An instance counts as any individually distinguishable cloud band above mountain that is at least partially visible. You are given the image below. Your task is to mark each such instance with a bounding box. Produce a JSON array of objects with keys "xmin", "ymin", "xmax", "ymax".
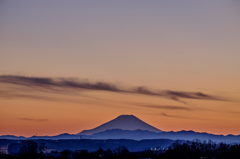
[{"xmin": 0, "ymin": 75, "xmax": 225, "ymax": 103}]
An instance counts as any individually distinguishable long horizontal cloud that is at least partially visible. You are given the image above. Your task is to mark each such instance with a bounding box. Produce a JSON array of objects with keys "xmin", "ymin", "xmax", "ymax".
[
  {"xmin": 0, "ymin": 75, "xmax": 120, "ymax": 92},
  {"xmin": 19, "ymin": 118, "xmax": 49, "ymax": 122},
  {"xmin": 138, "ymin": 104, "xmax": 190, "ymax": 111},
  {"xmin": 0, "ymin": 75, "xmax": 225, "ymax": 102}
]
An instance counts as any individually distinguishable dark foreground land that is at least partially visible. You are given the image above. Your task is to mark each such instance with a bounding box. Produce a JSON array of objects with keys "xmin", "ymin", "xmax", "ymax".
[
  {"xmin": 0, "ymin": 140, "xmax": 240, "ymax": 159},
  {"xmin": 0, "ymin": 139, "xmax": 175, "ymax": 152}
]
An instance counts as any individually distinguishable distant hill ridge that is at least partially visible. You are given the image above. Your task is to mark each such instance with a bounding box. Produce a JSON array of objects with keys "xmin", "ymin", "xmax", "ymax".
[
  {"xmin": 78, "ymin": 114, "xmax": 162, "ymax": 135},
  {"xmin": 90, "ymin": 129, "xmax": 240, "ymax": 143}
]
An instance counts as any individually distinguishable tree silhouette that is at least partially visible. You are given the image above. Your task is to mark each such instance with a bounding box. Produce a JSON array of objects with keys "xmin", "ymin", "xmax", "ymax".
[{"xmin": 38, "ymin": 142, "xmax": 46, "ymax": 153}]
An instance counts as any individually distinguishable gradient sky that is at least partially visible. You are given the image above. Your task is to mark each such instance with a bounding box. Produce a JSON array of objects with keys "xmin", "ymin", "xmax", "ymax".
[{"xmin": 1, "ymin": 0, "xmax": 240, "ymax": 137}]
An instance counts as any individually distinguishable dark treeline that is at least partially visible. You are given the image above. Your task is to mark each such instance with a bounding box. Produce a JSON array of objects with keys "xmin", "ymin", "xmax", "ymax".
[{"xmin": 1, "ymin": 140, "xmax": 240, "ymax": 159}]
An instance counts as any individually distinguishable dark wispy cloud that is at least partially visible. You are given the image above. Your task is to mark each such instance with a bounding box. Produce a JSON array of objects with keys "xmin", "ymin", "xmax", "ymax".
[
  {"xmin": 138, "ymin": 104, "xmax": 190, "ymax": 111},
  {"xmin": 0, "ymin": 75, "xmax": 120, "ymax": 92},
  {"xmin": 160, "ymin": 112, "xmax": 191, "ymax": 119},
  {"xmin": 19, "ymin": 118, "xmax": 49, "ymax": 122},
  {"xmin": 0, "ymin": 75, "xmax": 226, "ymax": 103},
  {"xmin": 164, "ymin": 90, "xmax": 216, "ymax": 100}
]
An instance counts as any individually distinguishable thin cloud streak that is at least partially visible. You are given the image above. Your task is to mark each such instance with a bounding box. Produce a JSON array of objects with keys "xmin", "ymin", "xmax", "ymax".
[
  {"xmin": 0, "ymin": 90, "xmax": 101, "ymax": 102},
  {"xmin": 19, "ymin": 118, "xmax": 49, "ymax": 122},
  {"xmin": 0, "ymin": 75, "xmax": 226, "ymax": 103},
  {"xmin": 161, "ymin": 112, "xmax": 192, "ymax": 119},
  {"xmin": 138, "ymin": 104, "xmax": 190, "ymax": 111},
  {"xmin": 0, "ymin": 90, "xmax": 58, "ymax": 101}
]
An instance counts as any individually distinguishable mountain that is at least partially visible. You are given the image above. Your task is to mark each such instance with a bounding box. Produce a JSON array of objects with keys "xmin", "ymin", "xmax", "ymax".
[
  {"xmin": 78, "ymin": 114, "xmax": 162, "ymax": 135},
  {"xmin": 1, "ymin": 115, "xmax": 240, "ymax": 143},
  {"xmin": 91, "ymin": 129, "xmax": 158, "ymax": 140}
]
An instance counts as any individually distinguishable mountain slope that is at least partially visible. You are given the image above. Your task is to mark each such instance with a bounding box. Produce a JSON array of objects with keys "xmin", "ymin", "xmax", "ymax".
[{"xmin": 78, "ymin": 115, "xmax": 161, "ymax": 135}]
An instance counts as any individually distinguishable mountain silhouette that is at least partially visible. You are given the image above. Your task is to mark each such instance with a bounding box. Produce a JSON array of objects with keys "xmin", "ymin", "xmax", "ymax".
[
  {"xmin": 1, "ymin": 115, "xmax": 240, "ymax": 143},
  {"xmin": 78, "ymin": 114, "xmax": 162, "ymax": 135}
]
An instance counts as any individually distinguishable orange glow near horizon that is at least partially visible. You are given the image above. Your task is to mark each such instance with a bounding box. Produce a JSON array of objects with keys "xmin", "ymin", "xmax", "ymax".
[{"xmin": 1, "ymin": 87, "xmax": 240, "ymax": 137}]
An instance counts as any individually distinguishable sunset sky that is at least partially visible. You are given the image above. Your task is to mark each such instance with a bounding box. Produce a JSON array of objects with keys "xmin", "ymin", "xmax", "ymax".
[{"xmin": 1, "ymin": 0, "xmax": 240, "ymax": 137}]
